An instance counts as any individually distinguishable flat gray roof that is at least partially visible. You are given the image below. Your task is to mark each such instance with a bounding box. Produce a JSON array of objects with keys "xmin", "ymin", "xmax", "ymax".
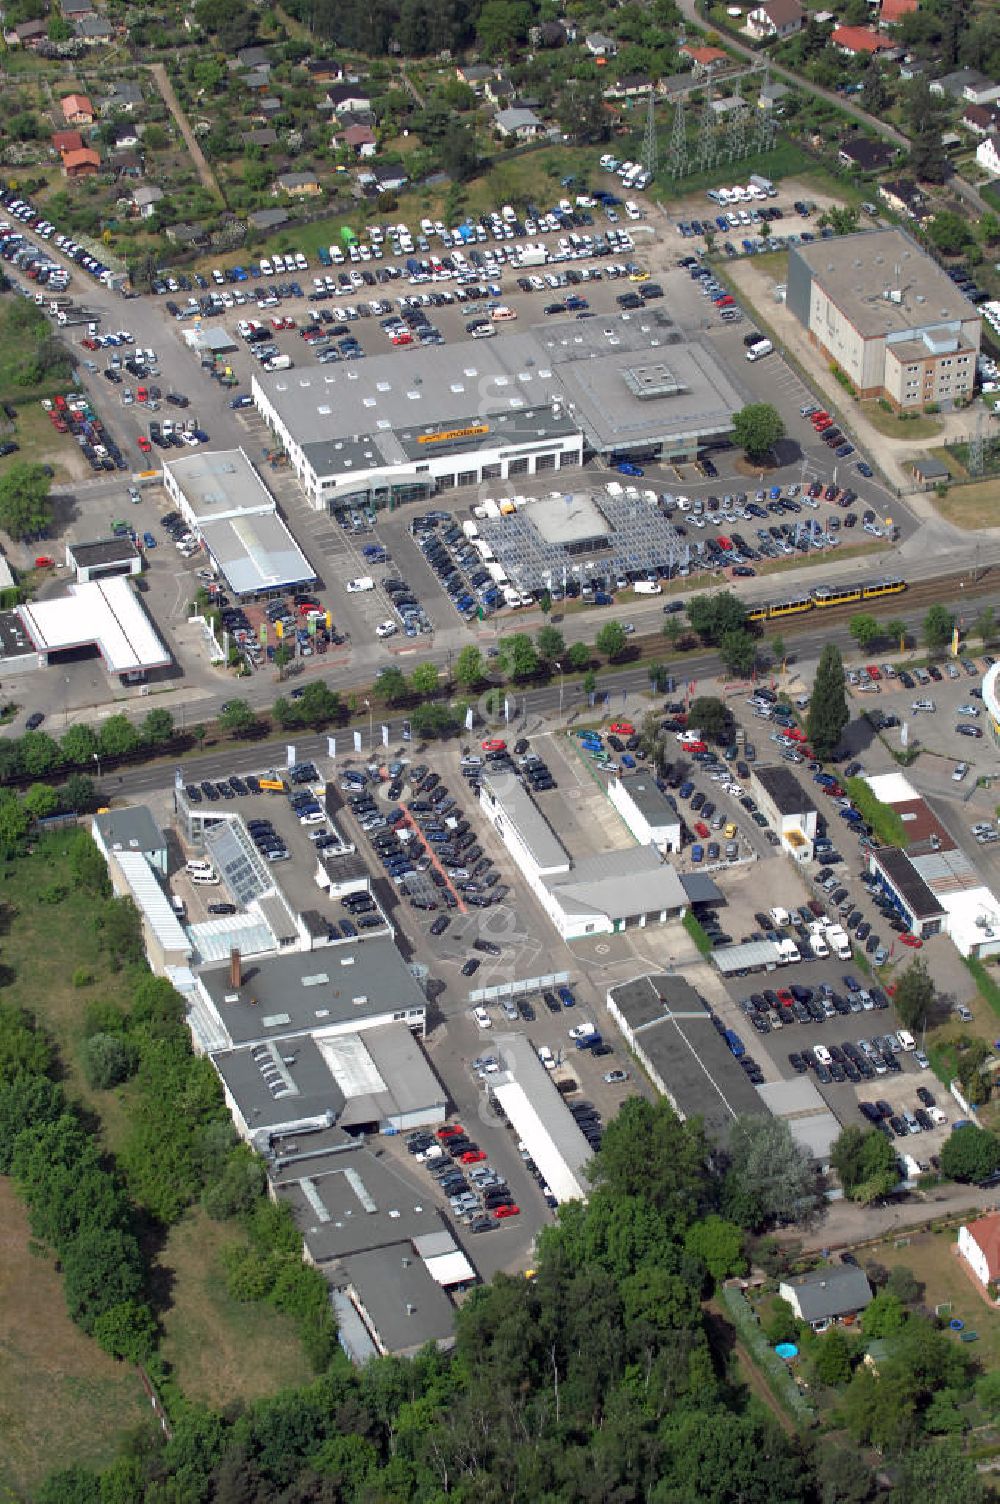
[
  {"xmin": 545, "ymin": 846, "xmax": 687, "ymax": 919},
  {"xmin": 481, "ymin": 772, "xmax": 569, "ymax": 872},
  {"xmin": 68, "ymin": 537, "xmax": 141, "ymax": 568},
  {"xmin": 198, "ymin": 510, "xmax": 317, "ymax": 597},
  {"xmin": 340, "ymin": 1242, "xmax": 456, "ymax": 1354},
  {"xmin": 212, "ymin": 1034, "xmax": 346, "ymax": 1133},
  {"xmin": 538, "ymin": 318, "xmax": 744, "ymax": 450},
  {"xmin": 273, "ymin": 1141, "xmax": 446, "ymax": 1265},
  {"xmin": 0, "ymin": 609, "xmax": 37, "ymax": 659},
  {"xmin": 790, "ymin": 228, "xmax": 979, "ymax": 337},
  {"xmin": 93, "ymin": 805, "xmax": 165, "ymax": 854},
  {"xmin": 608, "ymin": 973, "xmax": 763, "ymax": 1142},
  {"xmin": 614, "ymin": 774, "xmax": 680, "ymax": 828},
  {"xmin": 165, "ymin": 447, "xmax": 275, "ymax": 519},
  {"xmin": 753, "ymin": 764, "xmax": 818, "ymax": 818},
  {"xmin": 198, "ymin": 935, "xmax": 428, "ymax": 1046},
  {"xmin": 256, "ymin": 315, "xmax": 742, "ymax": 463}
]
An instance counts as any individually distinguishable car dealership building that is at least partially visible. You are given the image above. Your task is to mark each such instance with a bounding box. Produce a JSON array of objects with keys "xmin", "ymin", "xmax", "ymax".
[{"xmin": 251, "ymin": 316, "xmax": 744, "ymax": 513}]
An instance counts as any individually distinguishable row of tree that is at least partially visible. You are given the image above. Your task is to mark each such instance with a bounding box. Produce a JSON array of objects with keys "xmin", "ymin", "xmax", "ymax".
[{"xmin": 1, "ymin": 829, "xmax": 339, "ymax": 1390}]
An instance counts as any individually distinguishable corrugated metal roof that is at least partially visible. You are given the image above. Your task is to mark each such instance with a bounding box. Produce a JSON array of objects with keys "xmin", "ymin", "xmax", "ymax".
[
  {"xmin": 712, "ymin": 939, "xmax": 782, "ymax": 974},
  {"xmin": 113, "ymin": 850, "xmax": 190, "ymax": 954},
  {"xmin": 423, "ymin": 1249, "xmax": 475, "ymax": 1286}
]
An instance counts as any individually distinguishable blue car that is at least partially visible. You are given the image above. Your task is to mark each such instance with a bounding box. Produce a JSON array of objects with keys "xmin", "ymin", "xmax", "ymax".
[
  {"xmin": 616, "ymin": 460, "xmax": 644, "ymax": 477},
  {"xmin": 142, "ymin": 531, "xmax": 156, "ymax": 548},
  {"xmin": 691, "ymin": 843, "xmax": 704, "ymax": 863},
  {"xmin": 558, "ymin": 986, "xmax": 576, "ymax": 1009}
]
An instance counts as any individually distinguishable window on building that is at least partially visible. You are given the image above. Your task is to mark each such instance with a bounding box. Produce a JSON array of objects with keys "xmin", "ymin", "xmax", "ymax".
[
  {"xmin": 437, "ymin": 474, "xmax": 455, "ymax": 489},
  {"xmin": 559, "ymin": 450, "xmax": 580, "ymax": 468},
  {"xmin": 481, "ymin": 463, "xmax": 501, "ymax": 480},
  {"xmin": 457, "ymin": 470, "xmax": 477, "ymax": 487},
  {"xmin": 536, "ymin": 453, "xmax": 557, "ymax": 471},
  {"xmin": 508, "ymin": 457, "xmax": 529, "ymax": 475}
]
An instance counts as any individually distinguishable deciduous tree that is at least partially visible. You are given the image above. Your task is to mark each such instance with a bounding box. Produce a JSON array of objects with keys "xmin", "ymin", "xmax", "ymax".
[
  {"xmin": 940, "ymin": 1124, "xmax": 1000, "ymax": 1183},
  {"xmin": 732, "ymin": 403, "xmax": 785, "ymax": 462},
  {"xmin": 0, "ymin": 461, "xmax": 54, "ymax": 541},
  {"xmin": 596, "ymin": 620, "xmax": 629, "ymax": 661}
]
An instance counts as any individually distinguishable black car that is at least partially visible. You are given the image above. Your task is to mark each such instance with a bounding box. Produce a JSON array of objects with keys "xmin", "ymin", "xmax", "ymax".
[
  {"xmin": 461, "ymin": 957, "xmax": 480, "ymax": 976},
  {"xmin": 430, "ymin": 915, "xmax": 450, "ymax": 936},
  {"xmin": 207, "ymin": 902, "xmax": 237, "ymax": 915}
]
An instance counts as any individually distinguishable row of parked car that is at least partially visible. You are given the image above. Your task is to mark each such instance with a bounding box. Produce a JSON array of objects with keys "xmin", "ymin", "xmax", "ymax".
[
  {"xmin": 406, "ymin": 1123, "xmax": 521, "ymax": 1230},
  {"xmin": 2, "ymin": 190, "xmax": 118, "ymax": 287},
  {"xmin": 412, "ymin": 512, "xmax": 505, "ymax": 620},
  {"xmin": 860, "ymin": 1085, "xmax": 947, "ymax": 1140},
  {"xmin": 42, "ymin": 392, "xmax": 126, "ymax": 474}
]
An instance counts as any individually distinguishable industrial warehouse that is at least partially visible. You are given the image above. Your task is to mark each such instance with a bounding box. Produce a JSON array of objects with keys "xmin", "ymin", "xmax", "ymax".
[{"xmin": 251, "ymin": 315, "xmax": 744, "ymax": 512}]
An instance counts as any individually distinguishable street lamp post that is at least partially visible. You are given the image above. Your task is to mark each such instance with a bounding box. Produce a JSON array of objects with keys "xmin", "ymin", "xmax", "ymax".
[
  {"xmin": 555, "ymin": 661, "xmax": 564, "ymax": 720},
  {"xmin": 364, "ymin": 697, "xmax": 373, "ymax": 753},
  {"xmin": 93, "ymin": 751, "xmax": 102, "ymax": 781}
]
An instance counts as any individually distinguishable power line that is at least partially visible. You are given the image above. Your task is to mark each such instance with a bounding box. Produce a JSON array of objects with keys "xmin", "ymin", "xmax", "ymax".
[{"xmin": 668, "ymin": 92, "xmax": 687, "ymax": 179}]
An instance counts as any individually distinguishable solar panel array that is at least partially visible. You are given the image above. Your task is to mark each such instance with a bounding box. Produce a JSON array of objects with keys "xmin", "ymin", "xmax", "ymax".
[{"xmin": 476, "ymin": 486, "xmax": 690, "ymax": 594}]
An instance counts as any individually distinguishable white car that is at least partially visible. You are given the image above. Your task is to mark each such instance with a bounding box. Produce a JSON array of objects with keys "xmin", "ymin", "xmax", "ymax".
[
  {"xmin": 568, "ymin": 1023, "xmax": 597, "ymax": 1040},
  {"xmin": 911, "ymin": 699, "xmax": 936, "ymax": 714},
  {"xmin": 537, "ymin": 1045, "xmax": 555, "ymax": 1070},
  {"xmin": 473, "ymin": 1006, "xmax": 491, "ymax": 1029},
  {"xmin": 604, "ymin": 1069, "xmax": 629, "ymax": 1083},
  {"xmin": 375, "ymin": 621, "xmax": 397, "ymax": 639},
  {"xmin": 345, "ymin": 576, "xmax": 374, "ymax": 593}
]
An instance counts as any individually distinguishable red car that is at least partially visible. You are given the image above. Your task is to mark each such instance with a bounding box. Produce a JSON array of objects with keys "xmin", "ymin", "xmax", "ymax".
[
  {"xmin": 493, "ymin": 1204, "xmax": 520, "ymax": 1219},
  {"xmin": 776, "ymin": 988, "xmax": 794, "ymax": 1005},
  {"xmin": 786, "ymin": 727, "xmax": 807, "ymax": 742},
  {"xmin": 137, "ymin": 436, "xmax": 151, "ymax": 453},
  {"xmin": 823, "ymin": 783, "xmax": 844, "ymax": 797},
  {"xmin": 297, "ymin": 601, "xmax": 321, "ymax": 615},
  {"xmin": 34, "ymin": 556, "xmax": 54, "ymax": 568},
  {"xmin": 609, "ymin": 721, "xmax": 634, "ymax": 735},
  {"xmin": 436, "ymin": 1124, "xmax": 464, "ymax": 1139},
  {"xmin": 693, "ymin": 820, "xmax": 710, "ymax": 839},
  {"xmin": 866, "ymin": 665, "xmax": 882, "ymax": 681},
  {"xmin": 460, "ymin": 1149, "xmax": 487, "ymax": 1164},
  {"xmin": 481, "ymin": 738, "xmax": 506, "ymax": 752},
  {"xmin": 683, "ymin": 739, "xmax": 707, "ymax": 754},
  {"xmin": 900, "ymin": 933, "xmax": 923, "ymax": 948}
]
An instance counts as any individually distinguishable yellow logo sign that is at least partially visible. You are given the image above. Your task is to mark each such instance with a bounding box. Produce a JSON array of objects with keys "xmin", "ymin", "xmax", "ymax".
[{"xmin": 417, "ymin": 424, "xmax": 489, "ymax": 445}]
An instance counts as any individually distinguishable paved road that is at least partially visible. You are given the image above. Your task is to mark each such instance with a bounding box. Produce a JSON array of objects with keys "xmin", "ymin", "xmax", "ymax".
[{"xmin": 788, "ymin": 1182, "xmax": 996, "ymax": 1254}]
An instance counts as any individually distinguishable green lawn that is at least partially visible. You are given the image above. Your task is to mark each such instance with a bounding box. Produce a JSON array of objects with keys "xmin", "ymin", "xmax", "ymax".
[
  {"xmin": 860, "ymin": 403, "xmax": 943, "ymax": 442},
  {"xmin": 648, "ymin": 138, "xmax": 815, "ymax": 204},
  {"xmin": 158, "ymin": 1208, "xmax": 316, "ymax": 1408},
  {"xmin": 0, "ymin": 398, "xmax": 90, "ymax": 485},
  {"xmin": 0, "ymin": 835, "xmax": 314, "ymax": 1424},
  {"xmin": 0, "ymin": 1178, "xmax": 153, "ymax": 1496}
]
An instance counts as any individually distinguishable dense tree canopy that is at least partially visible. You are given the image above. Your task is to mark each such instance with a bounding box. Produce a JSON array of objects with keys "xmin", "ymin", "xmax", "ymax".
[{"xmin": 807, "ymin": 644, "xmax": 849, "ymax": 759}]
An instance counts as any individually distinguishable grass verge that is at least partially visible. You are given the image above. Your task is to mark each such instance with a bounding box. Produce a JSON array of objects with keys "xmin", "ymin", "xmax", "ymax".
[
  {"xmin": 933, "ymin": 480, "xmax": 1000, "ymax": 531},
  {"xmin": 0, "ymin": 1178, "xmax": 152, "ymax": 1495},
  {"xmin": 859, "ymin": 404, "xmax": 943, "ymax": 441},
  {"xmin": 683, "ymin": 909, "xmax": 713, "ymax": 957}
]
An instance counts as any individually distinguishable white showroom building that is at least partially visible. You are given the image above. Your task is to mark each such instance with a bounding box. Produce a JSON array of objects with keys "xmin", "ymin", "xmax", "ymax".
[
  {"xmin": 17, "ymin": 576, "xmax": 170, "ymax": 683},
  {"xmin": 162, "ymin": 448, "xmax": 317, "ymax": 600},
  {"xmin": 251, "ymin": 315, "xmax": 744, "ymax": 513},
  {"xmin": 487, "ymin": 1035, "xmax": 594, "ymax": 1203},
  {"xmin": 479, "ymin": 772, "xmax": 688, "ymax": 938},
  {"xmin": 750, "ymin": 765, "xmax": 818, "ymax": 861},
  {"xmin": 608, "ymin": 773, "xmax": 682, "ymax": 853}
]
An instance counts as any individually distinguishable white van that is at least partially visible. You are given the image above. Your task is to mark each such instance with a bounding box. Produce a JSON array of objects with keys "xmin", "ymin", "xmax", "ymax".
[
  {"xmin": 633, "ymin": 580, "xmax": 662, "ymax": 595},
  {"xmin": 185, "ymin": 859, "xmax": 214, "ymax": 877},
  {"xmin": 191, "ymin": 870, "xmax": 220, "ymax": 886},
  {"xmin": 896, "ymin": 1029, "xmax": 917, "ymax": 1052},
  {"xmin": 813, "ymin": 1044, "xmax": 832, "ymax": 1066}
]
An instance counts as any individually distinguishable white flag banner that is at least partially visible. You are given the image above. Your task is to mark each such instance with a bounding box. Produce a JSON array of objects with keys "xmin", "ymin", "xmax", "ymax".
[
  {"xmin": 327, "ymin": 736, "xmax": 336, "ymax": 759},
  {"xmin": 900, "ymin": 721, "xmax": 909, "ymax": 748},
  {"xmin": 353, "ymin": 730, "xmax": 362, "ymax": 753},
  {"xmin": 381, "ymin": 724, "xmax": 390, "ymax": 747},
  {"xmin": 286, "ymin": 744, "xmax": 296, "ymax": 768},
  {"xmin": 465, "ymin": 706, "xmax": 474, "ymax": 731},
  {"xmin": 504, "ymin": 698, "xmax": 511, "ymax": 724}
]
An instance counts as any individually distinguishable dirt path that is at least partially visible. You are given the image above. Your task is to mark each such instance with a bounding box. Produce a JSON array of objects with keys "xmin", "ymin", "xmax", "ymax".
[
  {"xmin": 705, "ymin": 1303, "xmax": 796, "ymax": 1436},
  {"xmin": 147, "ymin": 62, "xmax": 225, "ymax": 204}
]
